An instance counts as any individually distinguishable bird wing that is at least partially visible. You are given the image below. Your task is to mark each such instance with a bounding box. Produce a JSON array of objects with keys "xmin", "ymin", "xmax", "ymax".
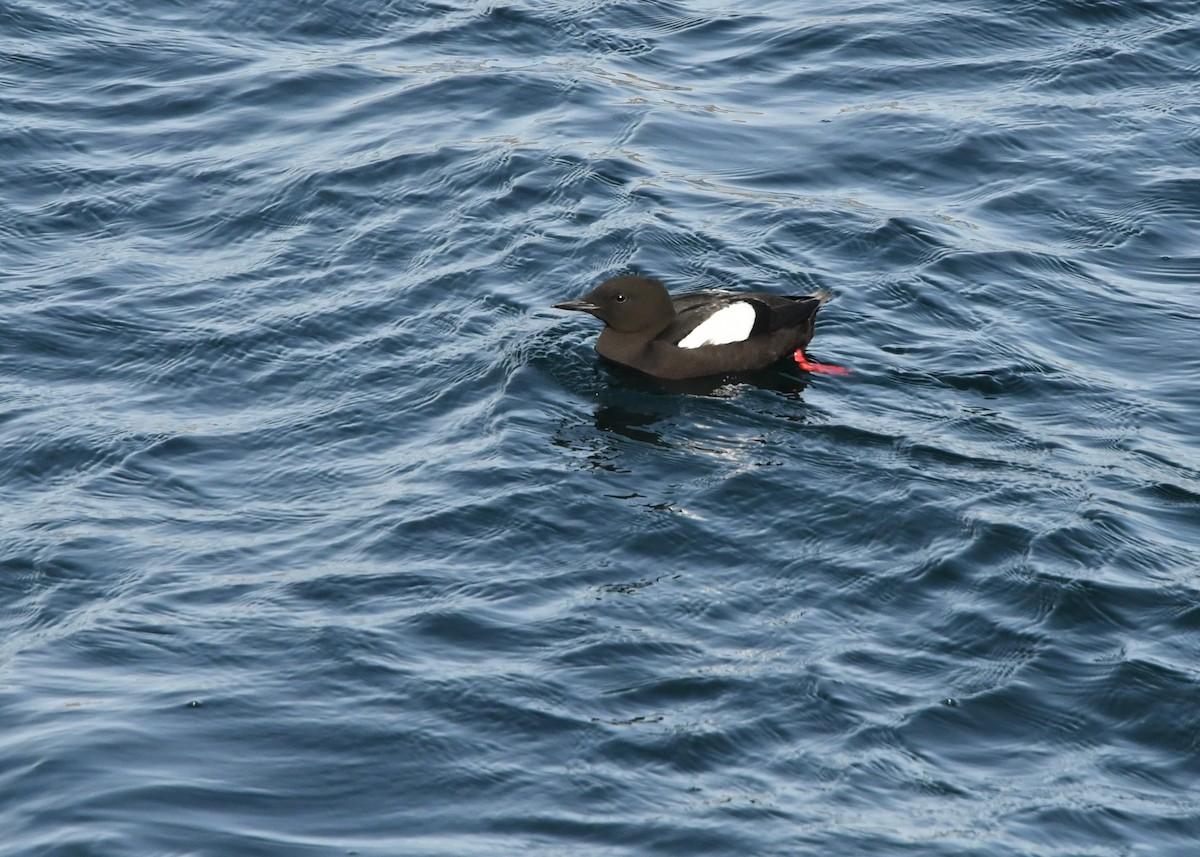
[{"xmin": 665, "ymin": 290, "xmax": 827, "ymax": 343}]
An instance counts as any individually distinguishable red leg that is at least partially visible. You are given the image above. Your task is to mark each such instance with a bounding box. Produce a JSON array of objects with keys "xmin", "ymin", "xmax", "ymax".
[{"xmin": 793, "ymin": 348, "xmax": 850, "ymax": 375}]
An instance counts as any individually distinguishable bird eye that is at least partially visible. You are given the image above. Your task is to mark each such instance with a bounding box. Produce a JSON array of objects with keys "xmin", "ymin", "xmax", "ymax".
[{"xmin": 614, "ymin": 293, "xmax": 626, "ymax": 302}]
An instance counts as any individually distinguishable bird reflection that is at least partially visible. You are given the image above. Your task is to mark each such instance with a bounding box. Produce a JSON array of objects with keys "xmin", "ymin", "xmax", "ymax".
[
  {"xmin": 589, "ymin": 360, "xmax": 813, "ymax": 446},
  {"xmin": 593, "ymin": 404, "xmax": 667, "ymax": 447}
]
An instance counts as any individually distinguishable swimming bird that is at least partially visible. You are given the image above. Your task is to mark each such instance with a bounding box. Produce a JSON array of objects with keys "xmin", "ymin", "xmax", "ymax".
[{"xmin": 554, "ymin": 274, "xmax": 847, "ymax": 380}]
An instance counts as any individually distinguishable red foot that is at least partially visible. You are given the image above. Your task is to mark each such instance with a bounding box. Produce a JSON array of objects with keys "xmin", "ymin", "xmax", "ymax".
[{"xmin": 793, "ymin": 348, "xmax": 850, "ymax": 375}]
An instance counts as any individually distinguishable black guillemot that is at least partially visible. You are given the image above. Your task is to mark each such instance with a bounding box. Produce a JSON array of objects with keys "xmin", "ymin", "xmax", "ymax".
[{"xmin": 554, "ymin": 274, "xmax": 848, "ymax": 380}]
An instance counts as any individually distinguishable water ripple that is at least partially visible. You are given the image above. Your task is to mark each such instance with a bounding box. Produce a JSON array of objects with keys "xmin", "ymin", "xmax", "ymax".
[{"xmin": 4, "ymin": 0, "xmax": 1200, "ymax": 854}]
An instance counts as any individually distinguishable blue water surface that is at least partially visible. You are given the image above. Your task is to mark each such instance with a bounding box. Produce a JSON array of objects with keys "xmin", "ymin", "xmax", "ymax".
[{"xmin": 3, "ymin": 0, "xmax": 1199, "ymax": 854}]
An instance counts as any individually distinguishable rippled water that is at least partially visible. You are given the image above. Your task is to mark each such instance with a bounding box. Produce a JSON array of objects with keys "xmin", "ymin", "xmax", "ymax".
[{"xmin": 4, "ymin": 0, "xmax": 1199, "ymax": 854}]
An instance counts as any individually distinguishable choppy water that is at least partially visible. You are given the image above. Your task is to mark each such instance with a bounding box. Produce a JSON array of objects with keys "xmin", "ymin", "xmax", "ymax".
[{"xmin": 4, "ymin": 1, "xmax": 1200, "ymax": 854}]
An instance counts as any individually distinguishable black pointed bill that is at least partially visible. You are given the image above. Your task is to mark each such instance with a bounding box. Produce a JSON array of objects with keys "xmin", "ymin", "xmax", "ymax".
[{"xmin": 553, "ymin": 299, "xmax": 600, "ymax": 313}]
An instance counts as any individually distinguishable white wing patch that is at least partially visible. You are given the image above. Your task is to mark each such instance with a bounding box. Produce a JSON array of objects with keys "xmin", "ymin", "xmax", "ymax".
[{"xmin": 677, "ymin": 302, "xmax": 757, "ymax": 349}]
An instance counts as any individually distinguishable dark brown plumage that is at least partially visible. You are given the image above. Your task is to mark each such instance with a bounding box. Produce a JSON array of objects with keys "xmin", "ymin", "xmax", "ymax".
[{"xmin": 554, "ymin": 275, "xmax": 841, "ymax": 380}]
